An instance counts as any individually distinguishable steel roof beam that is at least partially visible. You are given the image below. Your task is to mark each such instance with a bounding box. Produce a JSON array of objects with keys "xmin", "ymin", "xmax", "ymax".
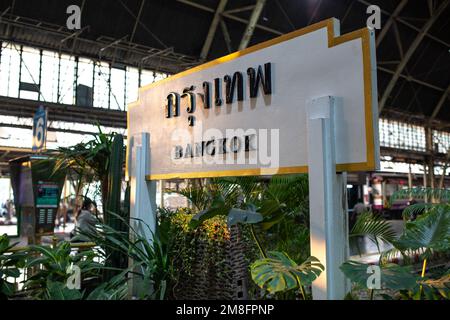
[
  {"xmin": 377, "ymin": 67, "xmax": 445, "ymax": 93},
  {"xmin": 0, "ymin": 96, "xmax": 126, "ymax": 128},
  {"xmin": 221, "ymin": 11, "xmax": 282, "ymax": 35},
  {"xmin": 0, "ymin": 122, "xmax": 127, "ymax": 137},
  {"xmin": 181, "ymin": 0, "xmax": 449, "ymax": 49},
  {"xmin": 200, "ymin": 0, "xmax": 228, "ymax": 61},
  {"xmin": 376, "ymin": 0, "xmax": 408, "ymax": 47},
  {"xmin": 130, "ymin": 0, "xmax": 146, "ymax": 43},
  {"xmin": 220, "ymin": 18, "xmax": 232, "ymax": 53},
  {"xmin": 177, "ymin": 0, "xmax": 214, "ymax": 13},
  {"xmin": 430, "ymin": 85, "xmax": 450, "ymax": 120},
  {"xmin": 0, "ymin": 16, "xmax": 197, "ymax": 73},
  {"xmin": 379, "ymin": 0, "xmax": 449, "ymax": 112},
  {"xmin": 224, "ymin": 5, "xmax": 255, "ymax": 15},
  {"xmin": 238, "ymin": 0, "xmax": 267, "ymax": 50},
  {"xmin": 358, "ymin": 0, "xmax": 450, "ymax": 48},
  {"xmin": 177, "ymin": 0, "xmax": 283, "ymax": 35}
]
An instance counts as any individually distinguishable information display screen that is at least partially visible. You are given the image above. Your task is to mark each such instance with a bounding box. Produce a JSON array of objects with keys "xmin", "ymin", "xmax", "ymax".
[
  {"xmin": 35, "ymin": 181, "xmax": 59, "ymax": 235},
  {"xmin": 36, "ymin": 182, "xmax": 59, "ymax": 208}
]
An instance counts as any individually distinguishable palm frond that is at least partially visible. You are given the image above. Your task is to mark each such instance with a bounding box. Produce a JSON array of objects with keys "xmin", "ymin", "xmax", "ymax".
[
  {"xmin": 394, "ymin": 205, "xmax": 450, "ymax": 257},
  {"xmin": 340, "ymin": 261, "xmax": 419, "ymax": 291},
  {"xmin": 379, "ymin": 247, "xmax": 402, "ymax": 265},
  {"xmin": 168, "ymin": 186, "xmax": 212, "ymax": 211},
  {"xmin": 266, "ymin": 175, "xmax": 308, "ymax": 203},
  {"xmin": 215, "ymin": 176, "xmax": 262, "ymax": 204},
  {"xmin": 402, "ymin": 203, "xmax": 433, "ymax": 220},
  {"xmin": 350, "ymin": 212, "xmax": 397, "ymax": 251}
]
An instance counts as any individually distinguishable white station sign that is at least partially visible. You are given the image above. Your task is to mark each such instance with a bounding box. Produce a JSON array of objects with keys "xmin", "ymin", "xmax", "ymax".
[{"xmin": 128, "ymin": 18, "xmax": 379, "ymax": 180}]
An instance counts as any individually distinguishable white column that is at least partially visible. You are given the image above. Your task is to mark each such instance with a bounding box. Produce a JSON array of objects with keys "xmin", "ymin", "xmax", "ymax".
[
  {"xmin": 128, "ymin": 132, "xmax": 157, "ymax": 296},
  {"xmin": 307, "ymin": 96, "xmax": 349, "ymax": 300}
]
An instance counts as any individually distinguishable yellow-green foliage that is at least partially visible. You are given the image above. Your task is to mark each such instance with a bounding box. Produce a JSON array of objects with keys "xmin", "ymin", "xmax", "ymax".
[{"xmin": 170, "ymin": 209, "xmax": 230, "ymax": 242}]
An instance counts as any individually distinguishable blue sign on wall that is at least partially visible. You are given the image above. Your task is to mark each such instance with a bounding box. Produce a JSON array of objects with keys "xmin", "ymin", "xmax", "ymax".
[{"xmin": 32, "ymin": 106, "xmax": 48, "ymax": 152}]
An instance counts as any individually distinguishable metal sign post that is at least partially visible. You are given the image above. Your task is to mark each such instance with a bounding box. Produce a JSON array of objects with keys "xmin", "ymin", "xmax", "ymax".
[
  {"xmin": 128, "ymin": 132, "xmax": 157, "ymax": 297},
  {"xmin": 307, "ymin": 96, "xmax": 349, "ymax": 300}
]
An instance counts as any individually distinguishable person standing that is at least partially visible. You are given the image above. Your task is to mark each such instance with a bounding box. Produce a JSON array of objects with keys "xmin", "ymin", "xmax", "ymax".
[{"xmin": 350, "ymin": 199, "xmax": 367, "ymax": 230}]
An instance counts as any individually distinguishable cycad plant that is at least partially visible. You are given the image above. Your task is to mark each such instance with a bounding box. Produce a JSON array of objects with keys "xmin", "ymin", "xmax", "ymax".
[
  {"xmin": 341, "ymin": 200, "xmax": 450, "ymax": 299},
  {"xmin": 393, "ymin": 204, "xmax": 450, "ymax": 298},
  {"xmin": 389, "ymin": 189, "xmax": 450, "ymax": 286},
  {"xmin": 349, "ymin": 211, "xmax": 397, "ymax": 255},
  {"xmin": 395, "ymin": 204, "xmax": 450, "ymax": 255}
]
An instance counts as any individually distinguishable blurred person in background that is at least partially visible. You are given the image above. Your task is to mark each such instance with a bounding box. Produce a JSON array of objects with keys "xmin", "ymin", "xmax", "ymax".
[
  {"xmin": 55, "ymin": 200, "xmax": 68, "ymax": 228},
  {"xmin": 350, "ymin": 199, "xmax": 366, "ymax": 230},
  {"xmin": 70, "ymin": 197, "xmax": 98, "ymax": 242},
  {"xmin": 0, "ymin": 201, "xmax": 6, "ymax": 218},
  {"xmin": 0, "ymin": 200, "xmax": 14, "ymax": 224}
]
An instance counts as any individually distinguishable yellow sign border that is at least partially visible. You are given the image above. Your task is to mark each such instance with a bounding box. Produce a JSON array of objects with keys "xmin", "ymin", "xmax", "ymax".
[{"xmin": 127, "ymin": 18, "xmax": 377, "ymax": 181}]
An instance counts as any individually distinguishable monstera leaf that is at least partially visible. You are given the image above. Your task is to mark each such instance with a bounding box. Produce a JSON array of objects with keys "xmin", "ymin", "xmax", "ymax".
[
  {"xmin": 251, "ymin": 251, "xmax": 323, "ymax": 294},
  {"xmin": 394, "ymin": 205, "xmax": 450, "ymax": 256},
  {"xmin": 340, "ymin": 261, "xmax": 419, "ymax": 291},
  {"xmin": 190, "ymin": 201, "xmax": 264, "ymax": 228}
]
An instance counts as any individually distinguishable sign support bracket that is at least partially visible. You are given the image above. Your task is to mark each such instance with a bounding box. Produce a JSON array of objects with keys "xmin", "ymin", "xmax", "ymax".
[{"xmin": 307, "ymin": 96, "xmax": 349, "ymax": 300}]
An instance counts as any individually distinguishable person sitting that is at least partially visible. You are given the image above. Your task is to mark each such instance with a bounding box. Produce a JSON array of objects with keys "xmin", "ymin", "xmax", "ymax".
[{"xmin": 70, "ymin": 198, "xmax": 98, "ymax": 242}]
